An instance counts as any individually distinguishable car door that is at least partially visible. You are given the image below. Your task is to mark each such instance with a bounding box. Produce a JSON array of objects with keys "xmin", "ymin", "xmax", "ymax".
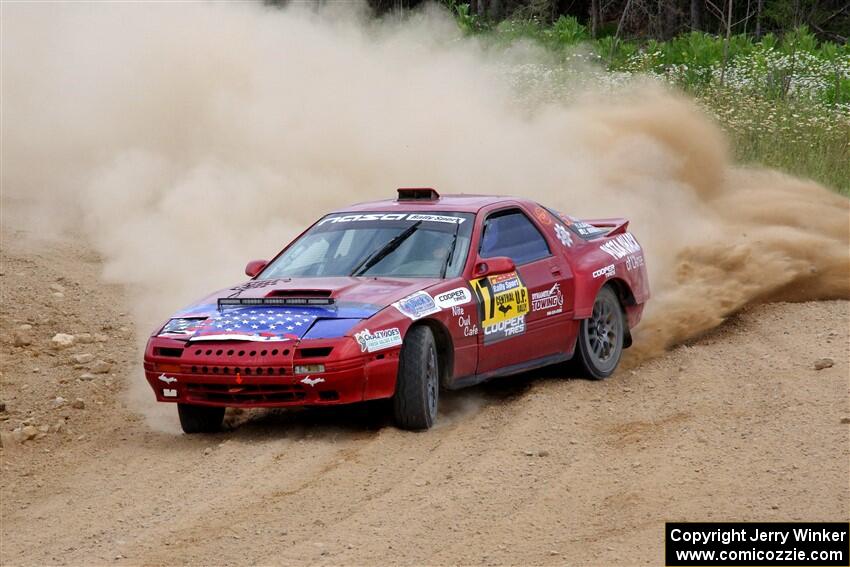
[{"xmin": 472, "ymin": 207, "xmax": 572, "ymax": 374}]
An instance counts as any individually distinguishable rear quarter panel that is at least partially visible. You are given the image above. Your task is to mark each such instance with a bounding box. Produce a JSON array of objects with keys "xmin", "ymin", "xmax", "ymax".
[{"xmin": 570, "ymin": 231, "xmax": 650, "ymax": 321}]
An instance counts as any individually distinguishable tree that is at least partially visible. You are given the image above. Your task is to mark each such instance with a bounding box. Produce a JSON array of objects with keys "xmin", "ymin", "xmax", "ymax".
[
  {"xmin": 590, "ymin": 0, "xmax": 601, "ymax": 37},
  {"xmin": 691, "ymin": 0, "xmax": 703, "ymax": 30}
]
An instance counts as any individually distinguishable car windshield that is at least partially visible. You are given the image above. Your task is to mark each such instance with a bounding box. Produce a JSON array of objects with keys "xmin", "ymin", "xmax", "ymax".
[{"xmin": 259, "ymin": 212, "xmax": 475, "ymax": 279}]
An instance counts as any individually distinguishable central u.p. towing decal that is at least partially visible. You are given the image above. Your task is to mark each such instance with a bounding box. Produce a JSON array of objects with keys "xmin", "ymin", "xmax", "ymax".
[{"xmin": 470, "ymin": 271, "xmax": 529, "ymax": 344}]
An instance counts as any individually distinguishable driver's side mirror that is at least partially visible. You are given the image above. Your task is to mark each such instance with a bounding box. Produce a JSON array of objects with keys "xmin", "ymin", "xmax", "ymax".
[
  {"xmin": 245, "ymin": 259, "xmax": 268, "ymax": 278},
  {"xmin": 473, "ymin": 256, "xmax": 515, "ymax": 278}
]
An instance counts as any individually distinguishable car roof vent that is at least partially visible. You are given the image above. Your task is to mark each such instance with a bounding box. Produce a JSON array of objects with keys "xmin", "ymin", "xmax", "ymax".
[{"xmin": 397, "ymin": 187, "xmax": 440, "ymax": 201}]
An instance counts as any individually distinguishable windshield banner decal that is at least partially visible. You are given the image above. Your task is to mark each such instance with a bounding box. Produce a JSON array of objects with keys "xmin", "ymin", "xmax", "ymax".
[{"xmin": 318, "ymin": 213, "xmax": 465, "ymax": 226}]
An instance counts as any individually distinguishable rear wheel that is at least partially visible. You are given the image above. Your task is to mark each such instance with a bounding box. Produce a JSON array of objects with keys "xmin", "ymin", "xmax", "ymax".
[
  {"xmin": 393, "ymin": 326, "xmax": 439, "ymax": 430},
  {"xmin": 177, "ymin": 403, "xmax": 225, "ymax": 434},
  {"xmin": 576, "ymin": 286, "xmax": 624, "ymax": 380}
]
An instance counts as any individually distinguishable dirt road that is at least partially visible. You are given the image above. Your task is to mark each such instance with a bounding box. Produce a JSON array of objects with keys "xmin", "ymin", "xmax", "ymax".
[{"xmin": 1, "ymin": 226, "xmax": 848, "ymax": 566}]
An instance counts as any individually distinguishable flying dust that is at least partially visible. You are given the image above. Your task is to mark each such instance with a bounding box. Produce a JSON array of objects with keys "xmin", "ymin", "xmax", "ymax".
[{"xmin": 3, "ymin": 1, "xmax": 848, "ymax": 385}]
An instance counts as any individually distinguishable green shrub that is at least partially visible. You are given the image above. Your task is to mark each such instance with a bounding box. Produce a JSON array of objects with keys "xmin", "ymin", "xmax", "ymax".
[{"xmin": 544, "ymin": 16, "xmax": 587, "ymax": 47}]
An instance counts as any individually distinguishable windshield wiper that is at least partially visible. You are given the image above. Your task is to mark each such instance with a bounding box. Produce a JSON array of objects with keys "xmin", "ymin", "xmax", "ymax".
[
  {"xmin": 440, "ymin": 220, "xmax": 461, "ymax": 278},
  {"xmin": 351, "ymin": 221, "xmax": 422, "ymax": 276}
]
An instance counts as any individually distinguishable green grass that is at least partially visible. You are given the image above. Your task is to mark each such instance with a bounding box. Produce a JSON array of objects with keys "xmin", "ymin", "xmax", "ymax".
[
  {"xmin": 445, "ymin": 3, "xmax": 850, "ymax": 193},
  {"xmin": 701, "ymin": 86, "xmax": 850, "ymax": 194}
]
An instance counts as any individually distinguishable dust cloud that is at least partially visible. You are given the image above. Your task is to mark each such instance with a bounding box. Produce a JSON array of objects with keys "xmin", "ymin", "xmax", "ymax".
[{"xmin": 3, "ymin": 2, "xmax": 848, "ymax": 375}]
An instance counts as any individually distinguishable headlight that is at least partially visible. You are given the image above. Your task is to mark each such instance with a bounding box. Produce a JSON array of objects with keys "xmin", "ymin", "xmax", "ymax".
[
  {"xmin": 158, "ymin": 318, "xmax": 207, "ymax": 336},
  {"xmin": 294, "ymin": 364, "xmax": 325, "ymax": 374}
]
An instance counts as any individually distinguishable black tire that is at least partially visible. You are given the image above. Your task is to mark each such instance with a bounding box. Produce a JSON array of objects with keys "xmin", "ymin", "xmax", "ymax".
[
  {"xmin": 177, "ymin": 404, "xmax": 225, "ymax": 434},
  {"xmin": 576, "ymin": 286, "xmax": 625, "ymax": 380},
  {"xmin": 393, "ymin": 326, "xmax": 439, "ymax": 430}
]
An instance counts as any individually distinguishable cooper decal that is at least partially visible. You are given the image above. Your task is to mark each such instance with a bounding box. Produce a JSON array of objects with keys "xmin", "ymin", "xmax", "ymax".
[
  {"xmin": 531, "ymin": 283, "xmax": 564, "ymax": 316},
  {"xmin": 393, "ymin": 291, "xmax": 440, "ymax": 320},
  {"xmin": 592, "ymin": 264, "xmax": 616, "ymax": 279},
  {"xmin": 600, "ymin": 233, "xmax": 641, "ymax": 260},
  {"xmin": 471, "ymin": 271, "xmax": 529, "ymax": 344},
  {"xmin": 434, "ymin": 287, "xmax": 472, "ymax": 309},
  {"xmin": 162, "ymin": 388, "xmax": 178, "ymax": 398},
  {"xmin": 554, "ymin": 224, "xmax": 573, "ymax": 248},
  {"xmin": 354, "ymin": 328, "xmax": 402, "ymax": 353},
  {"xmin": 483, "ymin": 316, "xmax": 526, "ymax": 343}
]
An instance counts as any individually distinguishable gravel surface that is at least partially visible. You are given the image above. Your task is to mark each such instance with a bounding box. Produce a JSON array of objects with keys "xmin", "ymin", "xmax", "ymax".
[{"xmin": 1, "ymin": 226, "xmax": 848, "ymax": 566}]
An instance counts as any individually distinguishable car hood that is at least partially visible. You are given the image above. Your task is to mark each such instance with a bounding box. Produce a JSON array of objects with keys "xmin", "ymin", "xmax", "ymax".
[{"xmin": 163, "ymin": 276, "xmax": 441, "ymax": 342}]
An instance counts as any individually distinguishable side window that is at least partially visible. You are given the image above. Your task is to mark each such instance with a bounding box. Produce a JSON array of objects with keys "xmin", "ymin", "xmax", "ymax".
[{"xmin": 479, "ymin": 209, "xmax": 551, "ymax": 265}]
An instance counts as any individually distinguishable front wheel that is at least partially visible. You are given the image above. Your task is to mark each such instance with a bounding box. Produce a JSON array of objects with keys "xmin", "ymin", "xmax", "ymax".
[
  {"xmin": 393, "ymin": 326, "xmax": 439, "ymax": 430},
  {"xmin": 576, "ymin": 286, "xmax": 625, "ymax": 380},
  {"xmin": 177, "ymin": 403, "xmax": 225, "ymax": 434}
]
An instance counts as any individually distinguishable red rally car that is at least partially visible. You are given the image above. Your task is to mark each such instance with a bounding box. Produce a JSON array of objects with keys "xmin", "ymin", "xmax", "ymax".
[{"xmin": 144, "ymin": 189, "xmax": 650, "ymax": 432}]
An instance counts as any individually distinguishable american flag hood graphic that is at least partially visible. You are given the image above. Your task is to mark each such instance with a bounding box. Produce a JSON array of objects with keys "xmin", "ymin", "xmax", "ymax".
[{"xmin": 159, "ymin": 276, "xmax": 440, "ymax": 342}]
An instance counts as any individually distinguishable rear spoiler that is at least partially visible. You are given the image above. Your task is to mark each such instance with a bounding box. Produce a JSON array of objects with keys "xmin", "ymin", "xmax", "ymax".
[{"xmin": 584, "ymin": 218, "xmax": 629, "ymax": 236}]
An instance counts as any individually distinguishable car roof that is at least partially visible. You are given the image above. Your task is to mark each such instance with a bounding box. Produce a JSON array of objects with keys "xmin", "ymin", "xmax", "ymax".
[{"xmin": 338, "ymin": 194, "xmax": 533, "ymax": 214}]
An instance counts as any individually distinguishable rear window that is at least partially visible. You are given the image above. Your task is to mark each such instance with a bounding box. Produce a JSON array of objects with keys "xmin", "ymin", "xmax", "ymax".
[{"xmin": 545, "ymin": 207, "xmax": 609, "ymax": 239}]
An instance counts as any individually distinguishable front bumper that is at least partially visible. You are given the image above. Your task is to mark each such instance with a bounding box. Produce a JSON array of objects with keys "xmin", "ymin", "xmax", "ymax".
[{"xmin": 143, "ymin": 336, "xmax": 400, "ymax": 407}]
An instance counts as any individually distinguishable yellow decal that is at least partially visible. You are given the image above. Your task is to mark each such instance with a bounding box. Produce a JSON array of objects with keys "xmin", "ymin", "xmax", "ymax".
[{"xmin": 471, "ymin": 271, "xmax": 529, "ymax": 326}]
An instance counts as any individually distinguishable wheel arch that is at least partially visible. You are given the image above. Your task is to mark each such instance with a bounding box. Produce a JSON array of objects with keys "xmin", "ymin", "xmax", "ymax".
[
  {"xmin": 409, "ymin": 319, "xmax": 454, "ymax": 388},
  {"xmin": 604, "ymin": 278, "xmax": 635, "ymax": 348}
]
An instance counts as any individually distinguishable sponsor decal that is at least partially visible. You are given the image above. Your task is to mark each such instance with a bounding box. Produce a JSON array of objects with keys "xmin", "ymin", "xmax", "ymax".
[
  {"xmin": 162, "ymin": 388, "xmax": 177, "ymax": 398},
  {"xmin": 625, "ymin": 253, "xmax": 645, "ymax": 271},
  {"xmin": 533, "ymin": 206, "xmax": 552, "ymax": 226},
  {"xmin": 452, "ymin": 305, "xmax": 478, "ymax": 336},
  {"xmin": 471, "ymin": 271, "xmax": 530, "ymax": 344},
  {"xmin": 159, "ymin": 318, "xmax": 206, "ymax": 336},
  {"xmin": 227, "ymin": 278, "xmax": 287, "ymax": 293},
  {"xmin": 571, "ymin": 221, "xmax": 606, "ymax": 237},
  {"xmin": 553, "ymin": 211, "xmax": 609, "ymax": 238},
  {"xmin": 393, "ymin": 291, "xmax": 440, "ymax": 320},
  {"xmin": 592, "ymin": 264, "xmax": 616, "ymax": 279},
  {"xmin": 531, "ymin": 283, "xmax": 564, "ymax": 316},
  {"xmin": 483, "ymin": 316, "xmax": 526, "ymax": 342},
  {"xmin": 158, "ymin": 373, "xmax": 177, "ymax": 384},
  {"xmin": 434, "ymin": 287, "xmax": 472, "ymax": 309},
  {"xmin": 406, "ymin": 214, "xmax": 465, "ymax": 224},
  {"xmin": 489, "ymin": 272, "xmax": 521, "ymax": 293},
  {"xmin": 600, "ymin": 233, "xmax": 641, "ymax": 260},
  {"xmin": 300, "ymin": 376, "xmax": 325, "ymax": 387},
  {"xmin": 394, "ymin": 287, "xmax": 472, "ymax": 320},
  {"xmin": 354, "ymin": 328, "xmax": 403, "ymax": 353},
  {"xmin": 562, "ymin": 215, "xmax": 608, "ymax": 237},
  {"xmin": 554, "ymin": 224, "xmax": 573, "ymax": 248},
  {"xmin": 318, "ymin": 213, "xmax": 465, "ymax": 226}
]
